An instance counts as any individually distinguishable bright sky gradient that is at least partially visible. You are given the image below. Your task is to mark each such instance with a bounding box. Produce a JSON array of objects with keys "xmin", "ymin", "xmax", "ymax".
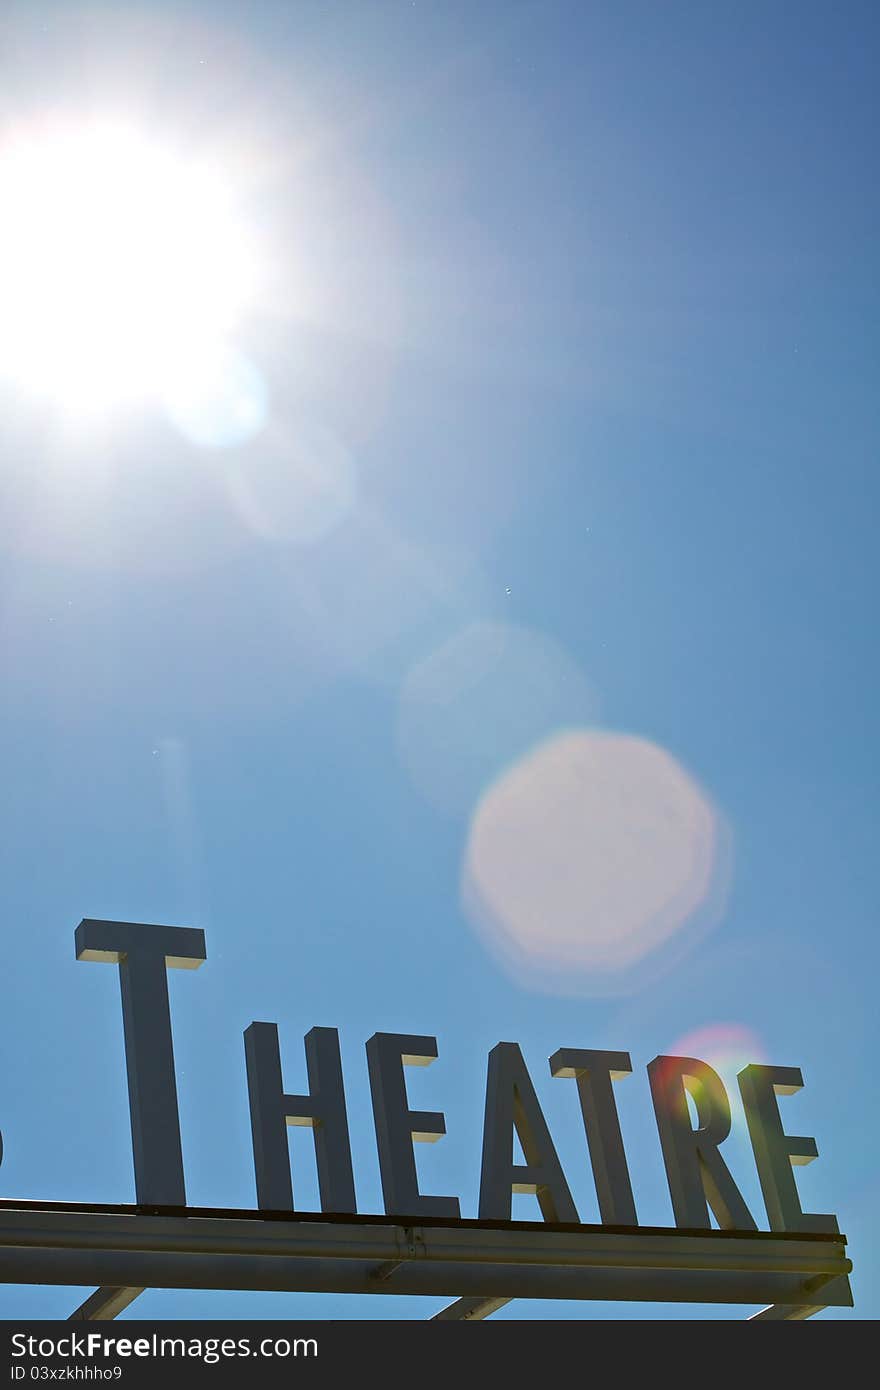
[{"xmin": 0, "ymin": 0, "xmax": 877, "ymax": 1321}]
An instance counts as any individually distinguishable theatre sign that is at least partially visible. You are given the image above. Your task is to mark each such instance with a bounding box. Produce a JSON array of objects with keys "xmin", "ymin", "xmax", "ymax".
[{"xmin": 0, "ymin": 921, "xmax": 853, "ymax": 1321}]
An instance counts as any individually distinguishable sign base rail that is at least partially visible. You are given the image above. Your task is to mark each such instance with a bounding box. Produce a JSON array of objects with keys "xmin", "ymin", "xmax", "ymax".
[{"xmin": 0, "ymin": 1200, "xmax": 852, "ymax": 1322}]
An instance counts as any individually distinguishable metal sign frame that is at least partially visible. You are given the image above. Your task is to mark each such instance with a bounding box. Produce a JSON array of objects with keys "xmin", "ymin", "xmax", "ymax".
[{"xmin": 0, "ymin": 1199, "xmax": 853, "ymax": 1322}]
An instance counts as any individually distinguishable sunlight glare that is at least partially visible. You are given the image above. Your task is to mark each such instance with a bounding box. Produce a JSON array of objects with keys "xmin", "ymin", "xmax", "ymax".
[{"xmin": 0, "ymin": 119, "xmax": 257, "ymax": 413}]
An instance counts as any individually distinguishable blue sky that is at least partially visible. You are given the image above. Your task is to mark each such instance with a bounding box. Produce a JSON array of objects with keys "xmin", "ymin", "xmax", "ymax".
[{"xmin": 0, "ymin": 0, "xmax": 877, "ymax": 1320}]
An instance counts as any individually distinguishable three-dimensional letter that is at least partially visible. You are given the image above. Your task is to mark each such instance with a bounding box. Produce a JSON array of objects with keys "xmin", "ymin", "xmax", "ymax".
[
  {"xmin": 648, "ymin": 1054, "xmax": 756, "ymax": 1230},
  {"xmin": 738, "ymin": 1064, "xmax": 838, "ymax": 1233},
  {"xmin": 550, "ymin": 1048, "xmax": 637, "ymax": 1225},
  {"xmin": 75, "ymin": 918, "xmax": 206, "ymax": 1206},
  {"xmin": 479, "ymin": 1042, "xmax": 578, "ymax": 1222},
  {"xmin": 367, "ymin": 1033, "xmax": 460, "ymax": 1218},
  {"xmin": 244, "ymin": 1023, "xmax": 356, "ymax": 1213}
]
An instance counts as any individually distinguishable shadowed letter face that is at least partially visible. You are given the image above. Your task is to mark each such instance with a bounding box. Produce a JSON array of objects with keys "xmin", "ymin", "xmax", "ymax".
[{"xmin": 75, "ymin": 918, "xmax": 206, "ymax": 1207}]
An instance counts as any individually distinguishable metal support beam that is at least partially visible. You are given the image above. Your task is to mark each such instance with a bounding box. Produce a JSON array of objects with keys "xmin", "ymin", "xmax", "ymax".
[
  {"xmin": 69, "ymin": 1286, "xmax": 144, "ymax": 1321},
  {"xmin": 0, "ymin": 1201, "xmax": 851, "ymax": 1318},
  {"xmin": 749, "ymin": 1302, "xmax": 828, "ymax": 1320},
  {"xmin": 432, "ymin": 1297, "xmax": 512, "ymax": 1320},
  {"xmin": 748, "ymin": 1273, "xmax": 850, "ymax": 1321}
]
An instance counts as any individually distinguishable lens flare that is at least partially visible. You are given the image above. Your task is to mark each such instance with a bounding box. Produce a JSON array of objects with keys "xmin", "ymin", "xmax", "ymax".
[
  {"xmin": 223, "ymin": 416, "xmax": 356, "ymax": 542},
  {"xmin": 663, "ymin": 1023, "xmax": 766, "ymax": 1135},
  {"xmin": 397, "ymin": 623, "xmax": 598, "ymax": 817},
  {"xmin": 462, "ymin": 729, "xmax": 729, "ymax": 995},
  {"xmin": 163, "ymin": 349, "xmax": 268, "ymax": 450}
]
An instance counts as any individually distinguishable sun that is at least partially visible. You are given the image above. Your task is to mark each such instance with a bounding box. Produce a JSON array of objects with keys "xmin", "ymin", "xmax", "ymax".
[{"xmin": 0, "ymin": 119, "xmax": 257, "ymax": 414}]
